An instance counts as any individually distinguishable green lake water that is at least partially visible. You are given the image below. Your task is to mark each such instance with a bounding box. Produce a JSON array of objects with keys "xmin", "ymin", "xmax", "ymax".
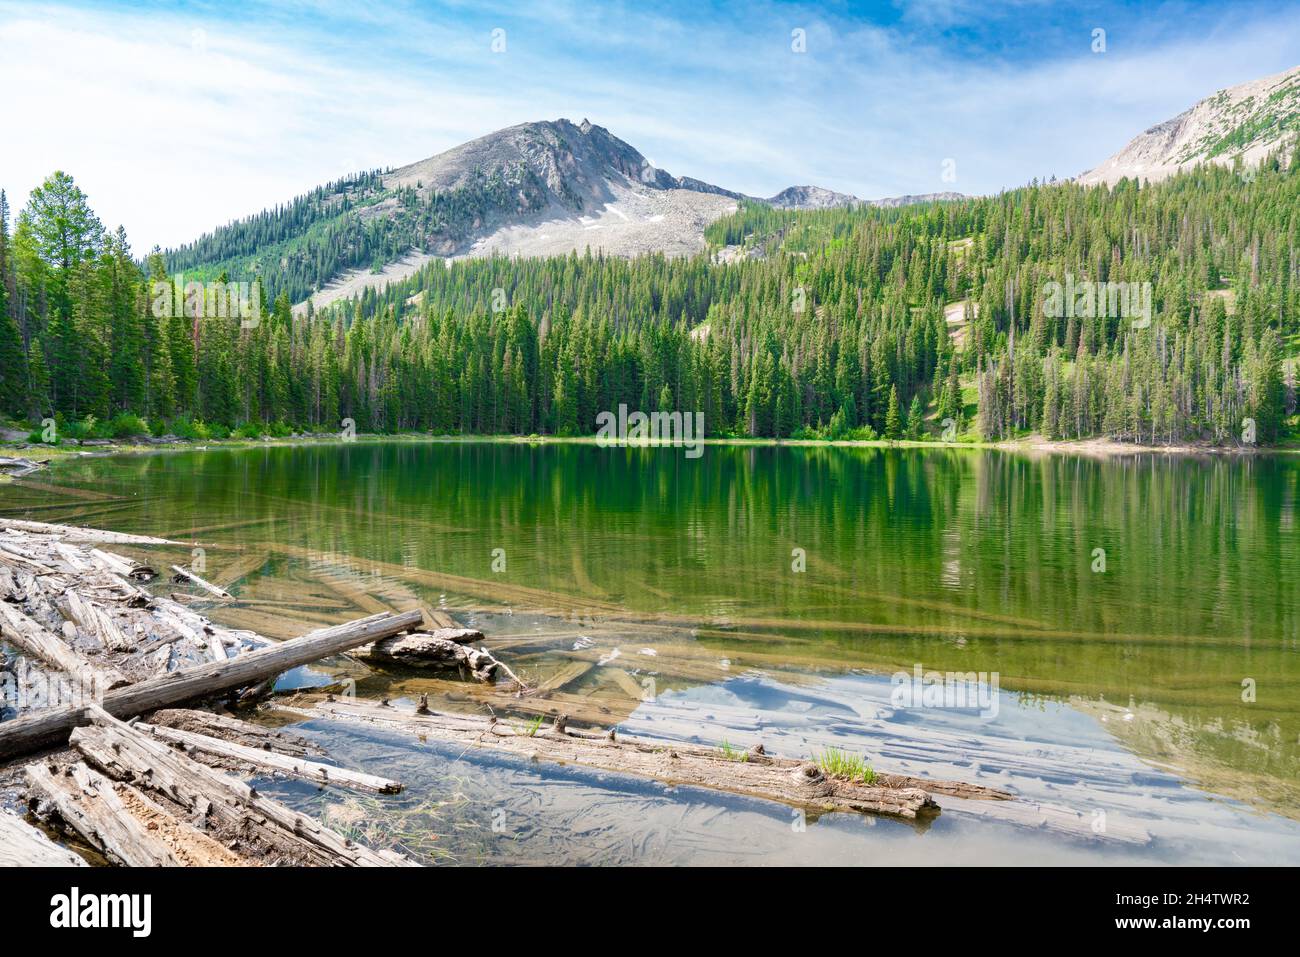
[{"xmin": 6, "ymin": 440, "xmax": 1300, "ymax": 864}]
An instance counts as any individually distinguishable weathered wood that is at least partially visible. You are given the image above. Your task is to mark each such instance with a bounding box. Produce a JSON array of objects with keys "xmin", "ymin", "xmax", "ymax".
[
  {"xmin": 282, "ymin": 696, "xmax": 1001, "ymax": 820},
  {"xmin": 150, "ymin": 600, "xmax": 228, "ymax": 661},
  {"xmin": 136, "ymin": 721, "xmax": 403, "ymax": 793},
  {"xmin": 0, "ymin": 517, "xmax": 181, "ymax": 545},
  {"xmin": 72, "ymin": 708, "xmax": 414, "ymax": 866},
  {"xmin": 83, "ymin": 544, "xmax": 157, "ymax": 581},
  {"xmin": 0, "ymin": 610, "xmax": 423, "ymax": 759},
  {"xmin": 148, "ymin": 708, "xmax": 322, "ymax": 757},
  {"xmin": 354, "ymin": 629, "xmax": 491, "ymax": 675},
  {"xmin": 0, "ymin": 809, "xmax": 87, "ymax": 866},
  {"xmin": 63, "ymin": 588, "xmax": 133, "ymax": 652},
  {"xmin": 0, "ymin": 599, "xmax": 129, "ymax": 690},
  {"xmin": 27, "ymin": 759, "xmax": 250, "ymax": 867},
  {"xmin": 170, "ymin": 564, "xmax": 233, "ymax": 600},
  {"xmin": 28, "ymin": 761, "xmax": 178, "ymax": 866},
  {"xmin": 0, "ymin": 456, "xmax": 46, "ymax": 477}
]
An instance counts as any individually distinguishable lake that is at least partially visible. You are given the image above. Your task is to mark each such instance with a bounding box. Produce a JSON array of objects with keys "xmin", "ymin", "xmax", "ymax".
[{"xmin": 5, "ymin": 439, "xmax": 1300, "ymax": 864}]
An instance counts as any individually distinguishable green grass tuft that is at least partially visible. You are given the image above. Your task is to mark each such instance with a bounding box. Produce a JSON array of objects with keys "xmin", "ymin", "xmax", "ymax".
[
  {"xmin": 718, "ymin": 740, "xmax": 749, "ymax": 762},
  {"xmin": 815, "ymin": 747, "xmax": 877, "ymax": 785}
]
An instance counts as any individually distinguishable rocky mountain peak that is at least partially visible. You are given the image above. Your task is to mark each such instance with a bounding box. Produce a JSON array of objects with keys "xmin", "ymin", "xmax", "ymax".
[{"xmin": 1079, "ymin": 64, "xmax": 1300, "ymax": 186}]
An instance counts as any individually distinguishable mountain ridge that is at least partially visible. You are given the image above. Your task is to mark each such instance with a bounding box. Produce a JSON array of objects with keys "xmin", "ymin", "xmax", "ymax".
[
  {"xmin": 1079, "ymin": 64, "xmax": 1300, "ymax": 186},
  {"xmin": 166, "ymin": 117, "xmax": 965, "ymax": 309}
]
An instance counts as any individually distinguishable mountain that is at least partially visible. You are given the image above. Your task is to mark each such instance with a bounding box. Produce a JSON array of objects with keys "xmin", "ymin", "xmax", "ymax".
[
  {"xmin": 765, "ymin": 185, "xmax": 862, "ymax": 209},
  {"xmin": 865, "ymin": 191, "xmax": 965, "ymax": 208},
  {"xmin": 166, "ymin": 118, "xmax": 963, "ymax": 311},
  {"xmin": 1079, "ymin": 65, "xmax": 1300, "ymax": 186}
]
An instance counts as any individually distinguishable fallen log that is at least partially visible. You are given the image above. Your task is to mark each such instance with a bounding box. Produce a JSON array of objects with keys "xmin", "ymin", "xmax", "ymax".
[
  {"xmin": 71, "ymin": 708, "xmax": 413, "ymax": 866},
  {"xmin": 148, "ymin": 708, "xmax": 322, "ymax": 757},
  {"xmin": 26, "ymin": 759, "xmax": 249, "ymax": 867},
  {"xmin": 0, "ymin": 599, "xmax": 129, "ymax": 690},
  {"xmin": 0, "ymin": 456, "xmax": 46, "ymax": 477},
  {"xmin": 136, "ymin": 721, "xmax": 403, "ymax": 794},
  {"xmin": 353, "ymin": 628, "xmax": 497, "ymax": 678},
  {"xmin": 171, "ymin": 564, "xmax": 233, "ymax": 600},
  {"xmin": 0, "ymin": 609, "xmax": 423, "ymax": 760},
  {"xmin": 0, "ymin": 517, "xmax": 182, "ymax": 545},
  {"xmin": 534, "ymin": 660, "xmax": 594, "ymax": 693},
  {"xmin": 63, "ymin": 587, "xmax": 134, "ymax": 652},
  {"xmin": 281, "ymin": 696, "xmax": 1012, "ymax": 820},
  {"xmin": 0, "ymin": 808, "xmax": 87, "ymax": 866},
  {"xmin": 87, "ymin": 547, "xmax": 155, "ymax": 581}
]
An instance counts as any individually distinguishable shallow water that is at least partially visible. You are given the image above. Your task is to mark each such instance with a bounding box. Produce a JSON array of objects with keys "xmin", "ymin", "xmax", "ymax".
[{"xmin": 6, "ymin": 440, "xmax": 1300, "ymax": 864}]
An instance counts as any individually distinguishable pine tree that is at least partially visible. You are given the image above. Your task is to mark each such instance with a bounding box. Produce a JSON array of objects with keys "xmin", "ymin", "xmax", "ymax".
[
  {"xmin": 0, "ymin": 190, "xmax": 25, "ymax": 415},
  {"xmin": 906, "ymin": 393, "xmax": 924, "ymax": 438},
  {"xmin": 26, "ymin": 337, "xmax": 51, "ymax": 419},
  {"xmin": 18, "ymin": 172, "xmax": 103, "ymax": 342},
  {"xmin": 885, "ymin": 384, "xmax": 902, "ymax": 439}
]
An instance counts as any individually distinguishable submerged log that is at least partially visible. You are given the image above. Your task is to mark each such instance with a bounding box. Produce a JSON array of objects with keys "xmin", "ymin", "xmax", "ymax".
[
  {"xmin": 136, "ymin": 721, "xmax": 403, "ymax": 794},
  {"xmin": 71, "ymin": 707, "xmax": 414, "ymax": 866},
  {"xmin": 0, "ymin": 609, "xmax": 423, "ymax": 760},
  {"xmin": 281, "ymin": 696, "xmax": 1009, "ymax": 821},
  {"xmin": 0, "ymin": 808, "xmax": 87, "ymax": 866}
]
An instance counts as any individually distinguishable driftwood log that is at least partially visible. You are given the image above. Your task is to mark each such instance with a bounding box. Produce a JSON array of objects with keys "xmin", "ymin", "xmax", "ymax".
[
  {"xmin": 0, "ymin": 609, "xmax": 423, "ymax": 759},
  {"xmin": 148, "ymin": 708, "xmax": 323, "ymax": 756},
  {"xmin": 170, "ymin": 564, "xmax": 233, "ymax": 600},
  {"xmin": 135, "ymin": 721, "xmax": 403, "ymax": 793},
  {"xmin": 64, "ymin": 707, "xmax": 414, "ymax": 866},
  {"xmin": 26, "ymin": 759, "xmax": 249, "ymax": 867},
  {"xmin": 0, "ymin": 599, "xmax": 129, "ymax": 690},
  {"xmin": 355, "ymin": 629, "xmax": 491, "ymax": 674},
  {"xmin": 280, "ymin": 696, "xmax": 1014, "ymax": 820},
  {"xmin": 0, "ymin": 527, "xmax": 255, "ymax": 692},
  {"xmin": 0, "ymin": 456, "xmax": 46, "ymax": 477},
  {"xmin": 0, "ymin": 518, "xmax": 181, "ymax": 545}
]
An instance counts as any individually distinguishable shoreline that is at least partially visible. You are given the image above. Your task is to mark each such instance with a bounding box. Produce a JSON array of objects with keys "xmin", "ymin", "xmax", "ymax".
[{"xmin": 0, "ymin": 429, "xmax": 1290, "ymax": 467}]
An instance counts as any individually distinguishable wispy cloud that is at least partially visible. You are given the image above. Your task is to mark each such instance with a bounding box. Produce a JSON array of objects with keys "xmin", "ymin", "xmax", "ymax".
[{"xmin": 1, "ymin": 0, "xmax": 1296, "ymax": 250}]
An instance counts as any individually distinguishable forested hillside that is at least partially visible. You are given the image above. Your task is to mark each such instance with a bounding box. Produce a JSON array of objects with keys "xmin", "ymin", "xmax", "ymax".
[
  {"xmin": 1, "ymin": 148, "xmax": 1297, "ymax": 445},
  {"xmin": 163, "ymin": 165, "xmax": 561, "ymax": 305}
]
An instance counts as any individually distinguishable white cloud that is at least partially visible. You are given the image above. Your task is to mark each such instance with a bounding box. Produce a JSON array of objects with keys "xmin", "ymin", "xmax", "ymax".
[{"xmin": 1, "ymin": 0, "xmax": 1296, "ymax": 250}]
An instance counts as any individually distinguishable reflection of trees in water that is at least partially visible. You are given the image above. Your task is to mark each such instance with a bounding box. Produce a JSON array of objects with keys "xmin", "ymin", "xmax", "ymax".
[{"xmin": 44, "ymin": 443, "xmax": 1300, "ymax": 813}]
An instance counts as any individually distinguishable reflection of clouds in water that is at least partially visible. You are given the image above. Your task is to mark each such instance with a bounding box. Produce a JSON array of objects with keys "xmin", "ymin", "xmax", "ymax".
[
  {"xmin": 614, "ymin": 672, "xmax": 1300, "ymax": 865},
  {"xmin": 259, "ymin": 677, "xmax": 1300, "ymax": 865},
  {"xmin": 262, "ymin": 718, "xmax": 1148, "ymax": 866}
]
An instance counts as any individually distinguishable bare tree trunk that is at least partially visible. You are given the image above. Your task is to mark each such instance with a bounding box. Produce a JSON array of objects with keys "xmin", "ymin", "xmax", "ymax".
[{"xmin": 0, "ymin": 610, "xmax": 421, "ymax": 760}]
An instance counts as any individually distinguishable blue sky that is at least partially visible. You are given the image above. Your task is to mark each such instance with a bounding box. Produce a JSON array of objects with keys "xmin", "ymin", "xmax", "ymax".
[{"xmin": 1, "ymin": 0, "xmax": 1298, "ymax": 250}]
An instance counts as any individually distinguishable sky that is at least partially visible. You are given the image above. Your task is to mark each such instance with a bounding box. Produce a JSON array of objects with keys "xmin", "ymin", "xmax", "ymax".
[{"xmin": 1, "ymin": 0, "xmax": 1298, "ymax": 251}]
